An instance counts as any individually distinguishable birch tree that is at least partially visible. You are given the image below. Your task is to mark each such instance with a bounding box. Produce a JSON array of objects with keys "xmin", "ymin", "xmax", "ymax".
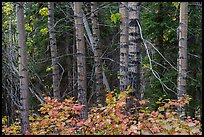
[
  {"xmin": 48, "ymin": 2, "xmax": 60, "ymax": 99},
  {"xmin": 74, "ymin": 2, "xmax": 88, "ymax": 119},
  {"xmin": 128, "ymin": 2, "xmax": 141, "ymax": 99},
  {"xmin": 91, "ymin": 2, "xmax": 105, "ymax": 106},
  {"xmin": 119, "ymin": 2, "xmax": 129, "ymax": 92},
  {"xmin": 177, "ymin": 2, "xmax": 188, "ymax": 119},
  {"xmin": 16, "ymin": 2, "xmax": 30, "ymax": 134},
  {"xmin": 8, "ymin": 2, "xmax": 16, "ymax": 124}
]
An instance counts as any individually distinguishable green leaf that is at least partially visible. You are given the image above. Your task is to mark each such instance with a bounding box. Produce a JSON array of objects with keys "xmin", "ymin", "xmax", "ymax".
[
  {"xmin": 25, "ymin": 24, "xmax": 33, "ymax": 32},
  {"xmin": 46, "ymin": 66, "xmax": 52, "ymax": 72},
  {"xmin": 40, "ymin": 28, "xmax": 48, "ymax": 35},
  {"xmin": 111, "ymin": 14, "xmax": 117, "ymax": 24},
  {"xmin": 110, "ymin": 13, "xmax": 121, "ymax": 25},
  {"xmin": 172, "ymin": 2, "xmax": 180, "ymax": 9},
  {"xmin": 126, "ymin": 86, "xmax": 132, "ymax": 93},
  {"xmin": 39, "ymin": 7, "xmax": 48, "ymax": 16},
  {"xmin": 3, "ymin": 2, "xmax": 13, "ymax": 15},
  {"xmin": 115, "ymin": 13, "xmax": 121, "ymax": 20}
]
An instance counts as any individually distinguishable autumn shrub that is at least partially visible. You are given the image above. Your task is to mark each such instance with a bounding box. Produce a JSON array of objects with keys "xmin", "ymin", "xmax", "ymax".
[
  {"xmin": 81, "ymin": 91, "xmax": 139, "ymax": 135},
  {"xmin": 133, "ymin": 95, "xmax": 202, "ymax": 135},
  {"xmin": 2, "ymin": 96, "xmax": 84, "ymax": 135},
  {"xmin": 81, "ymin": 91, "xmax": 202, "ymax": 135},
  {"xmin": 2, "ymin": 90, "xmax": 202, "ymax": 135}
]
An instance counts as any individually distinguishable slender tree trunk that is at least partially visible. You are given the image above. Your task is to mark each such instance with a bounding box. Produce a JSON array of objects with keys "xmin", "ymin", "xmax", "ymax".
[
  {"xmin": 9, "ymin": 7, "xmax": 15, "ymax": 124},
  {"xmin": 48, "ymin": 2, "xmax": 60, "ymax": 99},
  {"xmin": 128, "ymin": 2, "xmax": 141, "ymax": 99},
  {"xmin": 120, "ymin": 2, "xmax": 132, "ymax": 114},
  {"xmin": 72, "ymin": 33, "xmax": 78, "ymax": 100},
  {"xmin": 177, "ymin": 2, "xmax": 188, "ymax": 119},
  {"xmin": 119, "ymin": 2, "xmax": 129, "ymax": 92},
  {"xmin": 82, "ymin": 9, "xmax": 111, "ymax": 92},
  {"xmin": 74, "ymin": 2, "xmax": 88, "ymax": 119},
  {"xmin": 16, "ymin": 2, "xmax": 30, "ymax": 134},
  {"xmin": 66, "ymin": 42, "xmax": 73, "ymax": 98},
  {"xmin": 91, "ymin": 2, "xmax": 105, "ymax": 106}
]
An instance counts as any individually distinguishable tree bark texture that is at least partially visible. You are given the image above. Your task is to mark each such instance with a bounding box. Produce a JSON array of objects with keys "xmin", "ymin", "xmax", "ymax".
[
  {"xmin": 128, "ymin": 2, "xmax": 141, "ymax": 99},
  {"xmin": 48, "ymin": 2, "xmax": 60, "ymax": 99},
  {"xmin": 82, "ymin": 9, "xmax": 111, "ymax": 92},
  {"xmin": 177, "ymin": 2, "xmax": 188, "ymax": 118},
  {"xmin": 74, "ymin": 2, "xmax": 88, "ymax": 119},
  {"xmin": 9, "ymin": 7, "xmax": 16, "ymax": 124},
  {"xmin": 119, "ymin": 2, "xmax": 129, "ymax": 92},
  {"xmin": 16, "ymin": 2, "xmax": 30, "ymax": 134},
  {"xmin": 91, "ymin": 2, "xmax": 105, "ymax": 106}
]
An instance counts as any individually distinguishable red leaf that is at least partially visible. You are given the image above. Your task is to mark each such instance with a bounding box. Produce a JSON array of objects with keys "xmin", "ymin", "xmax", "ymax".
[
  {"xmin": 151, "ymin": 126, "xmax": 160, "ymax": 133},
  {"xmin": 68, "ymin": 127, "xmax": 75, "ymax": 134},
  {"xmin": 77, "ymin": 121, "xmax": 83, "ymax": 127},
  {"xmin": 72, "ymin": 105, "xmax": 83, "ymax": 111},
  {"xmin": 139, "ymin": 100, "xmax": 146, "ymax": 105},
  {"xmin": 40, "ymin": 119, "xmax": 46, "ymax": 126},
  {"xmin": 56, "ymin": 102, "xmax": 61, "ymax": 107},
  {"xmin": 25, "ymin": 131, "xmax": 31, "ymax": 135},
  {"xmin": 188, "ymin": 122, "xmax": 196, "ymax": 127},
  {"xmin": 150, "ymin": 111, "xmax": 158, "ymax": 118},
  {"xmin": 49, "ymin": 110, "xmax": 58, "ymax": 117}
]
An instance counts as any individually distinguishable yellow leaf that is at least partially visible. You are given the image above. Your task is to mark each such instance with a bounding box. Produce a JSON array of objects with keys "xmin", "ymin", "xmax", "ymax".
[
  {"xmin": 140, "ymin": 109, "xmax": 145, "ymax": 113},
  {"xmin": 29, "ymin": 116, "xmax": 35, "ymax": 121},
  {"xmin": 39, "ymin": 7, "xmax": 48, "ymax": 16},
  {"xmin": 155, "ymin": 101, "xmax": 161, "ymax": 104},
  {"xmin": 158, "ymin": 106, "xmax": 164, "ymax": 112},
  {"xmin": 3, "ymin": 2, "xmax": 13, "ymax": 15},
  {"xmin": 36, "ymin": 117, "xmax": 42, "ymax": 121}
]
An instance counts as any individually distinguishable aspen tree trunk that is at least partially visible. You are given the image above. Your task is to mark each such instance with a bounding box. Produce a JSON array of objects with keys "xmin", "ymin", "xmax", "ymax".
[
  {"xmin": 128, "ymin": 2, "xmax": 141, "ymax": 99},
  {"xmin": 74, "ymin": 2, "xmax": 88, "ymax": 119},
  {"xmin": 16, "ymin": 2, "xmax": 30, "ymax": 134},
  {"xmin": 48, "ymin": 2, "xmax": 60, "ymax": 99},
  {"xmin": 72, "ymin": 35, "xmax": 78, "ymax": 99},
  {"xmin": 119, "ymin": 2, "xmax": 129, "ymax": 92},
  {"xmin": 9, "ymin": 7, "xmax": 15, "ymax": 124},
  {"xmin": 82, "ymin": 10, "xmax": 111, "ymax": 92},
  {"xmin": 91, "ymin": 2, "xmax": 105, "ymax": 106},
  {"xmin": 120, "ymin": 2, "xmax": 132, "ymax": 114},
  {"xmin": 177, "ymin": 2, "xmax": 188, "ymax": 119}
]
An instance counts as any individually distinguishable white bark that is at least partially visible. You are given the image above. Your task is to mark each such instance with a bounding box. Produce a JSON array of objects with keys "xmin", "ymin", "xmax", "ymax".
[
  {"xmin": 119, "ymin": 2, "xmax": 129, "ymax": 92},
  {"xmin": 16, "ymin": 2, "xmax": 30, "ymax": 133},
  {"xmin": 177, "ymin": 2, "xmax": 188, "ymax": 119},
  {"xmin": 82, "ymin": 9, "xmax": 110, "ymax": 92},
  {"xmin": 48, "ymin": 2, "xmax": 60, "ymax": 99},
  {"xmin": 74, "ymin": 2, "xmax": 88, "ymax": 119}
]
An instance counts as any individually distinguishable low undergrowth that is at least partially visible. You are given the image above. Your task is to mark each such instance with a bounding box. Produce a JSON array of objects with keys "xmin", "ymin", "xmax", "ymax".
[{"xmin": 2, "ymin": 90, "xmax": 202, "ymax": 135}]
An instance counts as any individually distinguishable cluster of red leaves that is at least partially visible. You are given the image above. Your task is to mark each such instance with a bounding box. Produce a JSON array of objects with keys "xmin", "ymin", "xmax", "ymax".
[
  {"xmin": 2, "ymin": 96, "xmax": 84, "ymax": 135},
  {"xmin": 2, "ymin": 91, "xmax": 202, "ymax": 135},
  {"xmin": 135, "ymin": 99, "xmax": 201, "ymax": 135},
  {"xmin": 81, "ymin": 92, "xmax": 201, "ymax": 135}
]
